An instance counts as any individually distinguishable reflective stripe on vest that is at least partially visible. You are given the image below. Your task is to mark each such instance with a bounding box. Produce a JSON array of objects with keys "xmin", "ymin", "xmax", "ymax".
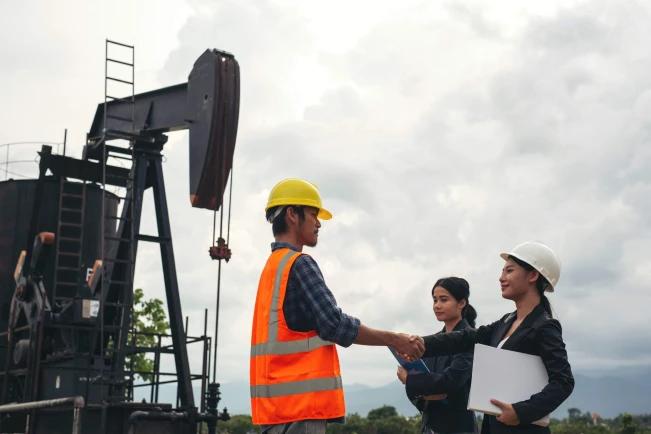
[
  {"xmin": 251, "ymin": 335, "xmax": 332, "ymax": 357},
  {"xmin": 251, "ymin": 376, "xmax": 343, "ymax": 399}
]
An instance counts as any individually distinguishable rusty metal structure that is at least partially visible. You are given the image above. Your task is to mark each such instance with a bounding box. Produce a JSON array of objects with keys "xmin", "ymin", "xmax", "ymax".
[{"xmin": 0, "ymin": 40, "xmax": 240, "ymax": 433}]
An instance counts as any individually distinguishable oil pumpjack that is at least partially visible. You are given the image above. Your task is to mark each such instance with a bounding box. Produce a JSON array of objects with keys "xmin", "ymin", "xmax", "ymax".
[{"xmin": 0, "ymin": 40, "xmax": 240, "ymax": 433}]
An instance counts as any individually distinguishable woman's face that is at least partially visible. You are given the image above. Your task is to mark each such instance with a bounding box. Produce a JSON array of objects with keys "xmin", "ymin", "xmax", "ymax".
[
  {"xmin": 499, "ymin": 257, "xmax": 537, "ymax": 300},
  {"xmin": 432, "ymin": 286, "xmax": 464, "ymax": 323}
]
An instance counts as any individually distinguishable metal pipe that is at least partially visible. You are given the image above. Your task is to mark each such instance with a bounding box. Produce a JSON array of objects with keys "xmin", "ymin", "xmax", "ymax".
[
  {"xmin": 200, "ymin": 308, "xmax": 208, "ymax": 413},
  {"xmin": 0, "ymin": 396, "xmax": 84, "ymax": 434},
  {"xmin": 128, "ymin": 410, "xmax": 188, "ymax": 423},
  {"xmin": 0, "ymin": 396, "xmax": 84, "ymax": 412},
  {"xmin": 72, "ymin": 405, "xmax": 82, "ymax": 434}
]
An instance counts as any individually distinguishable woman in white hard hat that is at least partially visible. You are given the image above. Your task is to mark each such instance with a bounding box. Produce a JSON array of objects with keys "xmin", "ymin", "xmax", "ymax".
[{"xmin": 412, "ymin": 241, "xmax": 574, "ymax": 434}]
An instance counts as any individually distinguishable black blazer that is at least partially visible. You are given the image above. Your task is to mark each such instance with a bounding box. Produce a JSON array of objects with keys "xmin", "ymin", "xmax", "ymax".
[
  {"xmin": 421, "ymin": 304, "xmax": 574, "ymax": 434},
  {"xmin": 405, "ymin": 319, "xmax": 478, "ymax": 434}
]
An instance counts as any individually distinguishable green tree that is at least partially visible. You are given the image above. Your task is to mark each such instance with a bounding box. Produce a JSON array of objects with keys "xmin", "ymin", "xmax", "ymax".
[
  {"xmin": 568, "ymin": 408, "xmax": 582, "ymax": 422},
  {"xmin": 551, "ymin": 423, "xmax": 610, "ymax": 434},
  {"xmin": 368, "ymin": 406, "xmax": 398, "ymax": 421},
  {"xmin": 366, "ymin": 406, "xmax": 419, "ymax": 434},
  {"xmin": 126, "ymin": 288, "xmax": 170, "ymax": 382},
  {"xmin": 620, "ymin": 413, "xmax": 638, "ymax": 434}
]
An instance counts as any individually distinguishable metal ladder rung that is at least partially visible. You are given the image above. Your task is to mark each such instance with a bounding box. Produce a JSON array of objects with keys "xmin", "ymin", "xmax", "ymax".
[
  {"xmin": 62, "ymin": 193, "xmax": 84, "ymax": 198},
  {"xmin": 105, "ymin": 215, "xmax": 132, "ymax": 222},
  {"xmin": 55, "ymin": 282, "xmax": 78, "ymax": 287},
  {"xmin": 107, "ymin": 58, "xmax": 134, "ymax": 67},
  {"xmin": 59, "ymin": 237, "xmax": 82, "ymax": 242},
  {"xmin": 137, "ymin": 234, "xmax": 169, "ymax": 243},
  {"xmin": 107, "ymin": 95, "xmax": 134, "ymax": 103},
  {"xmin": 104, "ymin": 129, "xmax": 150, "ymax": 142},
  {"xmin": 107, "ymin": 40, "xmax": 134, "ymax": 49},
  {"xmin": 61, "ymin": 207, "xmax": 82, "ymax": 213},
  {"xmin": 108, "ymin": 154, "xmax": 134, "ymax": 161},
  {"xmin": 58, "ymin": 252, "xmax": 80, "ymax": 257},
  {"xmin": 107, "ymin": 76, "xmax": 134, "ymax": 85},
  {"xmin": 105, "ymin": 236, "xmax": 133, "ymax": 242},
  {"xmin": 60, "ymin": 222, "xmax": 83, "ymax": 228},
  {"xmin": 56, "ymin": 267, "xmax": 79, "ymax": 272},
  {"xmin": 104, "ymin": 144, "xmax": 137, "ymax": 157},
  {"xmin": 103, "ymin": 258, "xmax": 135, "ymax": 264}
]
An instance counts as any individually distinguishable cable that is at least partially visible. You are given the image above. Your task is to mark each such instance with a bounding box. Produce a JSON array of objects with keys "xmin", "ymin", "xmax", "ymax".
[
  {"xmin": 212, "ymin": 261, "xmax": 222, "ymax": 383},
  {"xmin": 0, "ymin": 167, "xmax": 29, "ymax": 179},
  {"xmin": 226, "ymin": 167, "xmax": 233, "ymax": 246}
]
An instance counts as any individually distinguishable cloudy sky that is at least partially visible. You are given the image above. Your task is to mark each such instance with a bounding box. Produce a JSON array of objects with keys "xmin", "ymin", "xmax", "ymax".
[{"xmin": 2, "ymin": 0, "xmax": 651, "ymax": 399}]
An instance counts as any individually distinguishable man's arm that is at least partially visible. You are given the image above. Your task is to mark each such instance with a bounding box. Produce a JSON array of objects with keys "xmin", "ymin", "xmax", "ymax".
[
  {"xmin": 293, "ymin": 256, "xmax": 424, "ymax": 359},
  {"xmin": 410, "ymin": 318, "xmax": 502, "ymax": 358},
  {"xmin": 354, "ymin": 324, "xmax": 424, "ymax": 359}
]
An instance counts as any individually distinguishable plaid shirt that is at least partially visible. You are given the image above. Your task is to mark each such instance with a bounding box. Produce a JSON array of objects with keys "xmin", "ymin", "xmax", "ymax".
[{"xmin": 271, "ymin": 242, "xmax": 360, "ymax": 347}]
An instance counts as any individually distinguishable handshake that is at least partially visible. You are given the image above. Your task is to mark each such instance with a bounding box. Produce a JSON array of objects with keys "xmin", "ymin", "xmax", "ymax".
[{"xmin": 392, "ymin": 333, "xmax": 425, "ymax": 362}]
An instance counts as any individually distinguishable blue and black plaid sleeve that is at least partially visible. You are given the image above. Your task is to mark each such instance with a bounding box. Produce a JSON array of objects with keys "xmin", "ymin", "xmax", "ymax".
[
  {"xmin": 273, "ymin": 242, "xmax": 360, "ymax": 348},
  {"xmin": 290, "ymin": 254, "xmax": 360, "ymax": 347}
]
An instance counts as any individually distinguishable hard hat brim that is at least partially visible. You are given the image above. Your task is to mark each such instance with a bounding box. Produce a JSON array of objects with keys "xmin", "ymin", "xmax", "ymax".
[{"xmin": 318, "ymin": 208, "xmax": 332, "ymax": 220}]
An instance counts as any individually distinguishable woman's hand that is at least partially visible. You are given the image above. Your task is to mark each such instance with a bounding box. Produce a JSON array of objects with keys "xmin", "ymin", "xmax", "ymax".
[
  {"xmin": 396, "ymin": 366, "xmax": 408, "ymax": 384},
  {"xmin": 423, "ymin": 394, "xmax": 447, "ymax": 401},
  {"xmin": 491, "ymin": 399, "xmax": 520, "ymax": 426}
]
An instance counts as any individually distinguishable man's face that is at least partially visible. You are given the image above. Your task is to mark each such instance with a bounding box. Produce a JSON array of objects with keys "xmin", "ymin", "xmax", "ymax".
[{"xmin": 296, "ymin": 207, "xmax": 321, "ymax": 247}]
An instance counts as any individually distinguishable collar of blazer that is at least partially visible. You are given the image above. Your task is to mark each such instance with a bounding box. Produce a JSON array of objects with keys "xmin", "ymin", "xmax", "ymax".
[
  {"xmin": 492, "ymin": 303, "xmax": 547, "ymax": 350},
  {"xmin": 435, "ymin": 318, "xmax": 471, "ymax": 335}
]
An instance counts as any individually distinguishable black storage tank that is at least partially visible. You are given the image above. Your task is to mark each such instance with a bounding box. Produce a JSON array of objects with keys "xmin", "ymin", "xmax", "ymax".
[{"xmin": 0, "ymin": 177, "xmax": 119, "ymax": 317}]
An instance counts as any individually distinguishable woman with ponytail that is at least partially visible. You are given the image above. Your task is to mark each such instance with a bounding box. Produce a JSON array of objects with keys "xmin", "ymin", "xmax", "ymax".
[
  {"xmin": 397, "ymin": 277, "xmax": 479, "ymax": 434},
  {"xmin": 412, "ymin": 241, "xmax": 575, "ymax": 434}
]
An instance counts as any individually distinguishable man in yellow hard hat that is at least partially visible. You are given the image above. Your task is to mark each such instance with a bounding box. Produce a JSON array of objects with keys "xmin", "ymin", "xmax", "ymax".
[{"xmin": 250, "ymin": 178, "xmax": 425, "ymax": 434}]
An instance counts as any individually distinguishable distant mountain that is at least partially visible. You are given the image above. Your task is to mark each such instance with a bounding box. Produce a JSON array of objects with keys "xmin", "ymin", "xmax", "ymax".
[
  {"xmin": 554, "ymin": 372, "xmax": 651, "ymax": 418},
  {"xmin": 340, "ymin": 372, "xmax": 651, "ymax": 419},
  {"xmin": 141, "ymin": 370, "xmax": 651, "ymax": 420}
]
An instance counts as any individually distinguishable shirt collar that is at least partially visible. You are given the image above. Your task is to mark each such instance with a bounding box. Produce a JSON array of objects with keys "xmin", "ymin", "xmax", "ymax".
[{"xmin": 271, "ymin": 241, "xmax": 300, "ymax": 252}]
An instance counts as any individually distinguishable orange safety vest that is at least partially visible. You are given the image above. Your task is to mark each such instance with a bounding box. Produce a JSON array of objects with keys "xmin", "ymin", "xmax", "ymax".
[{"xmin": 250, "ymin": 248, "xmax": 346, "ymax": 425}]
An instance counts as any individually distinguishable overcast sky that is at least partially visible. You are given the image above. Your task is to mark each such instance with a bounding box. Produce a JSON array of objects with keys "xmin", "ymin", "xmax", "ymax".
[{"xmin": 2, "ymin": 0, "xmax": 651, "ymax": 393}]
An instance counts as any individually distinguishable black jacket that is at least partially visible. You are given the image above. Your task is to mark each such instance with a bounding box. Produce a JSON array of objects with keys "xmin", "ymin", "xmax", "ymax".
[
  {"xmin": 406, "ymin": 319, "xmax": 478, "ymax": 434},
  {"xmin": 421, "ymin": 304, "xmax": 575, "ymax": 434}
]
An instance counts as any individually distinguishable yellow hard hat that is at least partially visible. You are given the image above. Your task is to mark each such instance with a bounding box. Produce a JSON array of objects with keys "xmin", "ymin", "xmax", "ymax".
[{"xmin": 265, "ymin": 178, "xmax": 332, "ymax": 220}]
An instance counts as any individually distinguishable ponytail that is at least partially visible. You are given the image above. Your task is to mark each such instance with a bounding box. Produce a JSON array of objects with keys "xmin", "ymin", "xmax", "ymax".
[
  {"xmin": 511, "ymin": 256, "xmax": 554, "ymax": 318},
  {"xmin": 539, "ymin": 291, "xmax": 553, "ymax": 318},
  {"xmin": 463, "ymin": 303, "xmax": 477, "ymax": 327}
]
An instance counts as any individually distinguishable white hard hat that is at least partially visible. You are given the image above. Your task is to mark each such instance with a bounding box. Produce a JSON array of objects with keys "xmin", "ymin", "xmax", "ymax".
[{"xmin": 500, "ymin": 240, "xmax": 561, "ymax": 292}]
